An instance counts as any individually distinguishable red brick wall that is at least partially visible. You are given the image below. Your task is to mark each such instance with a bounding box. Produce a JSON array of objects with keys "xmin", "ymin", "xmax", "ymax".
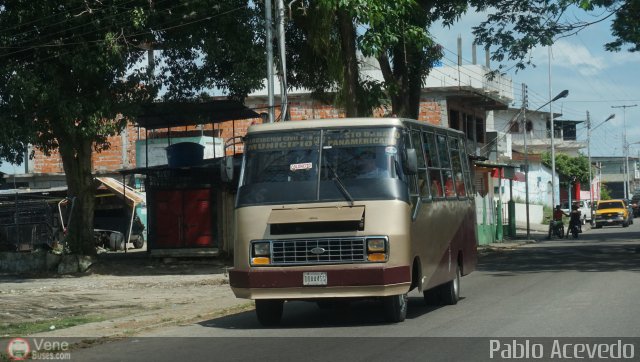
[
  {"xmin": 32, "ymin": 148, "xmax": 65, "ymax": 174},
  {"xmin": 418, "ymin": 97, "xmax": 443, "ymax": 125},
  {"xmin": 30, "ymin": 97, "xmax": 444, "ymax": 172},
  {"xmin": 32, "ymin": 123, "xmax": 144, "ymax": 174},
  {"xmin": 216, "ymin": 118, "xmax": 261, "ymax": 155},
  {"xmin": 244, "ymin": 96, "xmax": 442, "ymax": 124}
]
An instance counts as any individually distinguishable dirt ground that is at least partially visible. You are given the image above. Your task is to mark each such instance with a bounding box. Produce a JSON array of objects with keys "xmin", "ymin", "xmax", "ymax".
[{"xmin": 0, "ymin": 252, "xmax": 253, "ymax": 338}]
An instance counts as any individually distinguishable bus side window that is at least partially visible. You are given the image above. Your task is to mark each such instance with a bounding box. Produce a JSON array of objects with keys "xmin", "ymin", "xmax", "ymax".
[
  {"xmin": 458, "ymin": 136, "xmax": 473, "ymax": 195},
  {"xmin": 430, "ymin": 170, "xmax": 443, "ymax": 197},
  {"xmin": 405, "ymin": 131, "xmax": 420, "ymax": 200},
  {"xmin": 424, "ymin": 132, "xmax": 442, "ymax": 198},
  {"xmin": 444, "ymin": 170, "xmax": 456, "ymax": 197},
  {"xmin": 449, "ymin": 137, "xmax": 466, "ymax": 197},
  {"xmin": 436, "ymin": 134, "xmax": 451, "ymax": 169},
  {"xmin": 436, "ymin": 133, "xmax": 455, "ymax": 198},
  {"xmin": 411, "ymin": 129, "xmax": 430, "ymax": 198}
]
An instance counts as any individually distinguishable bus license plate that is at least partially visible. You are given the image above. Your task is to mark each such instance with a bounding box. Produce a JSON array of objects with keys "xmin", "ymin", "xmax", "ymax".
[{"xmin": 303, "ymin": 272, "xmax": 327, "ymax": 286}]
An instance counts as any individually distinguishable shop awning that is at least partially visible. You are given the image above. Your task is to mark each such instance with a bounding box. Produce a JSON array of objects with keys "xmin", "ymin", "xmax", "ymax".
[{"xmin": 134, "ymin": 100, "xmax": 260, "ymax": 130}]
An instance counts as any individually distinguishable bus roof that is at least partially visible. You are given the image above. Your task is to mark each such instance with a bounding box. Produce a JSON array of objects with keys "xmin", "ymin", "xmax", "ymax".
[{"xmin": 247, "ymin": 117, "xmax": 465, "ymax": 136}]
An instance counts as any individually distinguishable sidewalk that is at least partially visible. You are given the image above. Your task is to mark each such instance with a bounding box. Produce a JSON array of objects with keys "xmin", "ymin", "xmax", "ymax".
[
  {"xmin": 495, "ymin": 220, "xmax": 592, "ymax": 246},
  {"xmin": 477, "ymin": 221, "xmax": 547, "ymax": 251}
]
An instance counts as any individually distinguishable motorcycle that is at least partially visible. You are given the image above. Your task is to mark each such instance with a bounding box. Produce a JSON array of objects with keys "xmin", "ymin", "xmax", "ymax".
[
  {"xmin": 567, "ymin": 210, "xmax": 582, "ymax": 239},
  {"xmin": 547, "ymin": 218, "xmax": 564, "ymax": 239},
  {"xmin": 568, "ymin": 222, "xmax": 580, "ymax": 239}
]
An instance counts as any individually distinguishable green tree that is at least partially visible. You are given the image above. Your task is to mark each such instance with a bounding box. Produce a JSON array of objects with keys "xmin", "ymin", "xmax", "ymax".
[
  {"xmin": 541, "ymin": 152, "xmax": 592, "ymax": 185},
  {"xmin": 0, "ymin": 1, "xmax": 152, "ymax": 255},
  {"xmin": 285, "ymin": 0, "xmax": 469, "ymax": 118},
  {"xmin": 471, "ymin": 0, "xmax": 640, "ymax": 71},
  {"xmin": 0, "ymin": 1, "xmax": 265, "ymax": 255}
]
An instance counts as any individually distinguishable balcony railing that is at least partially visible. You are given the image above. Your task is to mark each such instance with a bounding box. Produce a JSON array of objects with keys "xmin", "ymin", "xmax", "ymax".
[{"xmin": 510, "ymin": 129, "xmax": 576, "ymax": 143}]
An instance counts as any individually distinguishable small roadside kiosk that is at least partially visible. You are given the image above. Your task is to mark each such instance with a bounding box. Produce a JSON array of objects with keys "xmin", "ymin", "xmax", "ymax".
[{"xmin": 121, "ymin": 101, "xmax": 260, "ymax": 257}]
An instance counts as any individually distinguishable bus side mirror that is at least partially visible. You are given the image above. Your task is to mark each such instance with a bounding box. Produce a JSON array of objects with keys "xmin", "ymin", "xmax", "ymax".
[
  {"xmin": 221, "ymin": 156, "xmax": 234, "ymax": 182},
  {"xmin": 404, "ymin": 149, "xmax": 418, "ymax": 175}
]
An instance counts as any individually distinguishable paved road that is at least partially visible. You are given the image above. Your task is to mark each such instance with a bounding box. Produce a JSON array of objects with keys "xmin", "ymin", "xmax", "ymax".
[{"xmin": 71, "ymin": 222, "xmax": 640, "ymax": 361}]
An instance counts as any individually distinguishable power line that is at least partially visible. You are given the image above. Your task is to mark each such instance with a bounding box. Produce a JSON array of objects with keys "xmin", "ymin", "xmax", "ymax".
[{"xmin": 0, "ymin": 1, "xmax": 225, "ymax": 60}]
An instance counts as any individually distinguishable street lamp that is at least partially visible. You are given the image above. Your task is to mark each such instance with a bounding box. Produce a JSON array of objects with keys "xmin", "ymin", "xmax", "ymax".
[
  {"xmin": 588, "ymin": 113, "xmax": 615, "ymax": 220},
  {"xmin": 535, "ymin": 89, "xmax": 569, "ymax": 208},
  {"xmin": 519, "ymin": 89, "xmax": 568, "ymax": 238},
  {"xmin": 612, "ymin": 104, "xmax": 638, "ymax": 199}
]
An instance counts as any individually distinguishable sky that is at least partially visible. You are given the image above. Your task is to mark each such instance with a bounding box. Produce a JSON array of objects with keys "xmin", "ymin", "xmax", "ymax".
[{"xmin": 429, "ymin": 7, "xmax": 640, "ymax": 158}]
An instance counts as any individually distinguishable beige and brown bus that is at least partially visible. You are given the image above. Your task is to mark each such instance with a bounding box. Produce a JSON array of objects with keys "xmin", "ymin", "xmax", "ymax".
[{"xmin": 229, "ymin": 117, "xmax": 477, "ymax": 325}]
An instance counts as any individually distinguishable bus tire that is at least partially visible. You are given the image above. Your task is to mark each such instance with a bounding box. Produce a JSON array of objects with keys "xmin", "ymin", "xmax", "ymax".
[
  {"xmin": 423, "ymin": 288, "xmax": 440, "ymax": 305},
  {"xmin": 441, "ymin": 265, "xmax": 461, "ymax": 305},
  {"xmin": 383, "ymin": 293, "xmax": 407, "ymax": 323},
  {"xmin": 255, "ymin": 299, "xmax": 284, "ymax": 326}
]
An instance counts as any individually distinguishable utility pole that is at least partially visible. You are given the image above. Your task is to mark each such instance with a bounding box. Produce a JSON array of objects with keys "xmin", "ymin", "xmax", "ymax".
[
  {"xmin": 276, "ymin": 0, "xmax": 289, "ymax": 121},
  {"xmin": 265, "ymin": 0, "xmax": 275, "ymax": 123},
  {"xmin": 549, "ymin": 46, "xmax": 557, "ymax": 208},
  {"xmin": 612, "ymin": 104, "xmax": 637, "ymax": 198},
  {"xmin": 587, "ymin": 111, "xmax": 593, "ymax": 221},
  {"xmin": 590, "ymin": 113, "xmax": 615, "ymax": 206},
  {"xmin": 522, "ymin": 84, "xmax": 530, "ymax": 238}
]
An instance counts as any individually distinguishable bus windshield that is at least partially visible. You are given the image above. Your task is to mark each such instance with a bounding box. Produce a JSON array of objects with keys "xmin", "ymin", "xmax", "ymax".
[{"xmin": 237, "ymin": 127, "xmax": 409, "ymax": 207}]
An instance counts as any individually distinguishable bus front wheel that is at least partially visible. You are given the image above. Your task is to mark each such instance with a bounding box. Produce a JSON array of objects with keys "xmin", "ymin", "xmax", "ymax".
[
  {"xmin": 441, "ymin": 265, "xmax": 461, "ymax": 305},
  {"xmin": 383, "ymin": 293, "xmax": 408, "ymax": 323},
  {"xmin": 255, "ymin": 299, "xmax": 284, "ymax": 326}
]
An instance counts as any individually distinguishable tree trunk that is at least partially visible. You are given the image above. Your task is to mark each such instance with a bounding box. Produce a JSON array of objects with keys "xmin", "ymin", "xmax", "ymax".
[
  {"xmin": 407, "ymin": 61, "xmax": 423, "ymax": 120},
  {"xmin": 58, "ymin": 134, "xmax": 96, "ymax": 256},
  {"xmin": 380, "ymin": 45, "xmax": 428, "ymax": 120},
  {"xmin": 337, "ymin": 9, "xmax": 360, "ymax": 117}
]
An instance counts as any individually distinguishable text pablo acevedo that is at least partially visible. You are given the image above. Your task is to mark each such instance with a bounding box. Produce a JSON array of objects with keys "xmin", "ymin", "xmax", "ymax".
[{"xmin": 490, "ymin": 339, "xmax": 635, "ymax": 359}]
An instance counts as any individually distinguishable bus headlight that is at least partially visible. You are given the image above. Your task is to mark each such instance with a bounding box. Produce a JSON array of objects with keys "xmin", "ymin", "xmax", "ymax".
[
  {"xmin": 366, "ymin": 237, "xmax": 387, "ymax": 262},
  {"xmin": 367, "ymin": 238, "xmax": 386, "ymax": 252},
  {"xmin": 251, "ymin": 242, "xmax": 271, "ymax": 265},
  {"xmin": 253, "ymin": 242, "xmax": 271, "ymax": 256}
]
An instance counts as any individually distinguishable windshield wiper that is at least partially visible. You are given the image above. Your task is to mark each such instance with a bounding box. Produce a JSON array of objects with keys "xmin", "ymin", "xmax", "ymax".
[{"xmin": 328, "ymin": 166, "xmax": 354, "ymax": 207}]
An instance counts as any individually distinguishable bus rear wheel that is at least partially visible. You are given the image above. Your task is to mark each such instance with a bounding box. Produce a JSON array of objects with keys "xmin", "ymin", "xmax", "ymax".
[
  {"xmin": 440, "ymin": 265, "xmax": 461, "ymax": 305},
  {"xmin": 255, "ymin": 299, "xmax": 284, "ymax": 326},
  {"xmin": 383, "ymin": 293, "xmax": 408, "ymax": 323},
  {"xmin": 423, "ymin": 288, "xmax": 440, "ymax": 305}
]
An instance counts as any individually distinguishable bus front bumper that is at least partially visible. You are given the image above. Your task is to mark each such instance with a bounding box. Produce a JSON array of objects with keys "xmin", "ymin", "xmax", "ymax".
[{"xmin": 229, "ymin": 265, "xmax": 411, "ymax": 300}]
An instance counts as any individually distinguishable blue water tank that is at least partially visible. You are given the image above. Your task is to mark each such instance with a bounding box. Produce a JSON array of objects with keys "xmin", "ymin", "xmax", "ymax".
[{"xmin": 166, "ymin": 142, "xmax": 204, "ymax": 167}]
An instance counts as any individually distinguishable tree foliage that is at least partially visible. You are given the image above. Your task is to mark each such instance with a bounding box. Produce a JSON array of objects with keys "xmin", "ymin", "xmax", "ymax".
[
  {"xmin": 471, "ymin": 0, "xmax": 640, "ymax": 71},
  {"xmin": 541, "ymin": 152, "xmax": 592, "ymax": 185},
  {"xmin": 285, "ymin": 0, "xmax": 470, "ymax": 118},
  {"xmin": 0, "ymin": 0, "xmax": 265, "ymax": 254}
]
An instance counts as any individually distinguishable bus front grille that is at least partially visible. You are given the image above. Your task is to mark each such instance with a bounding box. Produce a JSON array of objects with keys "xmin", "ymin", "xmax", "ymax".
[{"xmin": 271, "ymin": 238, "xmax": 367, "ymax": 265}]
